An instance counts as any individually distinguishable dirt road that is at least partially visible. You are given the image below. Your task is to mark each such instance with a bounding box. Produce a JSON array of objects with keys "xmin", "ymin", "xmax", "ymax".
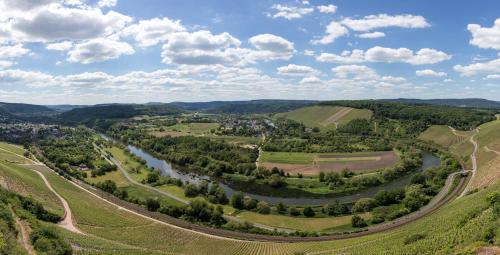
[{"xmin": 459, "ymin": 129, "xmax": 479, "ymax": 197}]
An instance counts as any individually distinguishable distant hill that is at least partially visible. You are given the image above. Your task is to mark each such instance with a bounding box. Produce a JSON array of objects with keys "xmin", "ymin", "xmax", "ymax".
[
  {"xmin": 45, "ymin": 104, "xmax": 88, "ymax": 112},
  {"xmin": 382, "ymin": 98, "xmax": 500, "ymax": 109},
  {"xmin": 0, "ymin": 102, "xmax": 54, "ymax": 116},
  {"xmin": 170, "ymin": 100, "xmax": 317, "ymax": 114},
  {"xmin": 58, "ymin": 104, "xmax": 182, "ymax": 123}
]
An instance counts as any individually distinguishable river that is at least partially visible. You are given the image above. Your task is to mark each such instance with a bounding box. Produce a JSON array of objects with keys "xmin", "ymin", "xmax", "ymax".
[{"xmin": 127, "ymin": 145, "xmax": 441, "ymax": 206}]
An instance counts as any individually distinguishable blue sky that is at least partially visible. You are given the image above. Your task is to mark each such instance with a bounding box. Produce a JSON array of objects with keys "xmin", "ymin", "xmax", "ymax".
[{"xmin": 0, "ymin": 0, "xmax": 499, "ymax": 104}]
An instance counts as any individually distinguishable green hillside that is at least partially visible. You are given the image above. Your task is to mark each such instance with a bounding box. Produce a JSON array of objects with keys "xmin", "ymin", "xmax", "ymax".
[{"xmin": 277, "ymin": 105, "xmax": 372, "ymax": 129}]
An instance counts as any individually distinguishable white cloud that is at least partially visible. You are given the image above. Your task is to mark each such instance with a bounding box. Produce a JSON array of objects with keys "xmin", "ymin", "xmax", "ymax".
[
  {"xmin": 303, "ymin": 50, "xmax": 315, "ymax": 56},
  {"xmin": 454, "ymin": 58, "xmax": 500, "ymax": 76},
  {"xmin": 444, "ymin": 78, "xmax": 453, "ymax": 82},
  {"xmin": 123, "ymin": 17, "xmax": 186, "ymax": 47},
  {"xmin": 299, "ymin": 76, "xmax": 321, "ymax": 84},
  {"xmin": 486, "ymin": 74, "xmax": 500, "ymax": 79},
  {"xmin": 277, "ymin": 64, "xmax": 319, "ymax": 76},
  {"xmin": 98, "ymin": 0, "xmax": 117, "ymax": 8},
  {"xmin": 357, "ymin": 31, "xmax": 385, "ymax": 39},
  {"xmin": 341, "ymin": 14, "xmax": 430, "ymax": 32},
  {"xmin": 249, "ymin": 33, "xmax": 294, "ymax": 55},
  {"xmin": 467, "ymin": 18, "xmax": 500, "ymax": 50},
  {"xmin": 317, "ymin": 46, "xmax": 451, "ymax": 65},
  {"xmin": 416, "ymin": 69, "xmax": 447, "ymax": 77},
  {"xmin": 0, "ymin": 60, "xmax": 13, "ymax": 69},
  {"xmin": 332, "ymin": 65, "xmax": 377, "ymax": 79},
  {"xmin": 269, "ymin": 4, "xmax": 314, "ymax": 20},
  {"xmin": 46, "ymin": 41, "xmax": 73, "ymax": 51},
  {"xmin": 311, "ymin": 21, "xmax": 348, "ymax": 44},
  {"xmin": 317, "ymin": 5, "xmax": 337, "ymax": 14},
  {"xmin": 1, "ymin": 3, "xmax": 132, "ymax": 42},
  {"xmin": 68, "ymin": 38, "xmax": 135, "ymax": 64},
  {"xmin": 161, "ymin": 30, "xmax": 242, "ymax": 65},
  {"xmin": 0, "ymin": 44, "xmax": 30, "ymax": 58}
]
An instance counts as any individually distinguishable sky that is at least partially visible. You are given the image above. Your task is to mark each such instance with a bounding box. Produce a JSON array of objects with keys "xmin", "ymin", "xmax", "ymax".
[{"xmin": 0, "ymin": 0, "xmax": 499, "ymax": 105}]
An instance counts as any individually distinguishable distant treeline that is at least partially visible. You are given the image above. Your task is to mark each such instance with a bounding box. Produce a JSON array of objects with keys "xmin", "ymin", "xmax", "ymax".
[{"xmin": 320, "ymin": 100, "xmax": 496, "ymax": 130}]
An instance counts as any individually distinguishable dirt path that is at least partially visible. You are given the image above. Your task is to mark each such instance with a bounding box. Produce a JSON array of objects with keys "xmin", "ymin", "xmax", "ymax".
[
  {"xmin": 321, "ymin": 107, "xmax": 352, "ymax": 128},
  {"xmin": 459, "ymin": 129, "xmax": 479, "ymax": 197},
  {"xmin": 484, "ymin": 146, "xmax": 500, "ymax": 155},
  {"xmin": 0, "ymin": 147, "xmax": 85, "ymax": 235},
  {"xmin": 11, "ymin": 207, "xmax": 36, "ymax": 255}
]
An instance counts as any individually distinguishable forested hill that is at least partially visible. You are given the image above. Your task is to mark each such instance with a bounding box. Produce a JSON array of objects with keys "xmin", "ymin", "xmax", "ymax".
[
  {"xmin": 0, "ymin": 102, "xmax": 54, "ymax": 116},
  {"xmin": 382, "ymin": 98, "xmax": 500, "ymax": 109},
  {"xmin": 58, "ymin": 104, "xmax": 183, "ymax": 122},
  {"xmin": 169, "ymin": 100, "xmax": 316, "ymax": 113},
  {"xmin": 320, "ymin": 100, "xmax": 496, "ymax": 130}
]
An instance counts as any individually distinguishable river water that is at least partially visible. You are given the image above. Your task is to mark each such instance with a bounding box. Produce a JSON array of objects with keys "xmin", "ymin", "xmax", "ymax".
[{"xmin": 127, "ymin": 145, "xmax": 441, "ymax": 206}]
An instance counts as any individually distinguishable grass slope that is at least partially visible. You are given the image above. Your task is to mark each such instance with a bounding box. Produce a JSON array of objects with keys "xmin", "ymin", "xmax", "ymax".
[{"xmin": 277, "ymin": 106, "xmax": 372, "ymax": 129}]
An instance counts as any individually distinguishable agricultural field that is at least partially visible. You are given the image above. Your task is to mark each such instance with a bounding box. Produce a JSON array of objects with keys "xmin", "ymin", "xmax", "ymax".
[
  {"xmin": 150, "ymin": 123, "xmax": 219, "ymax": 137},
  {"xmin": 260, "ymin": 151, "xmax": 399, "ymax": 175},
  {"xmin": 277, "ymin": 106, "xmax": 373, "ymax": 129}
]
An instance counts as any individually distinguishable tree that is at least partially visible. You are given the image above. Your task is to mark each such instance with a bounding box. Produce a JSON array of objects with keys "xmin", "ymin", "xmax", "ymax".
[
  {"xmin": 374, "ymin": 189, "xmax": 405, "ymax": 206},
  {"xmin": 402, "ymin": 184, "xmax": 428, "ymax": 212},
  {"xmin": 268, "ymin": 174, "xmax": 286, "ymax": 188},
  {"xmin": 352, "ymin": 198, "xmax": 378, "ymax": 213},
  {"xmin": 351, "ymin": 215, "xmax": 367, "ymax": 228},
  {"xmin": 97, "ymin": 180, "xmax": 117, "ymax": 194},
  {"xmin": 230, "ymin": 192, "xmax": 245, "ymax": 209},
  {"xmin": 276, "ymin": 202, "xmax": 287, "ymax": 214},
  {"xmin": 146, "ymin": 198, "xmax": 160, "ymax": 211},
  {"xmin": 324, "ymin": 201, "xmax": 348, "ymax": 216},
  {"xmin": 257, "ymin": 201, "xmax": 271, "ymax": 214},
  {"xmin": 210, "ymin": 205, "xmax": 226, "ymax": 226},
  {"xmin": 243, "ymin": 196, "xmax": 257, "ymax": 210},
  {"xmin": 303, "ymin": 206, "xmax": 315, "ymax": 217},
  {"xmin": 184, "ymin": 183, "xmax": 199, "ymax": 197},
  {"xmin": 146, "ymin": 171, "xmax": 160, "ymax": 183},
  {"xmin": 289, "ymin": 206, "xmax": 300, "ymax": 216},
  {"xmin": 319, "ymin": 172, "xmax": 325, "ymax": 182}
]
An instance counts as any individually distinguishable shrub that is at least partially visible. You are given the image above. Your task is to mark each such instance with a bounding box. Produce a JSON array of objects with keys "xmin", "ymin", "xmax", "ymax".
[
  {"xmin": 403, "ymin": 233, "xmax": 426, "ymax": 245},
  {"xmin": 289, "ymin": 206, "xmax": 301, "ymax": 216},
  {"xmin": 30, "ymin": 227, "xmax": 72, "ymax": 255},
  {"xmin": 146, "ymin": 198, "xmax": 160, "ymax": 211},
  {"xmin": 184, "ymin": 183, "xmax": 199, "ymax": 197},
  {"xmin": 257, "ymin": 201, "xmax": 271, "ymax": 214},
  {"xmin": 243, "ymin": 196, "xmax": 257, "ymax": 210},
  {"xmin": 303, "ymin": 206, "xmax": 315, "ymax": 217},
  {"xmin": 351, "ymin": 215, "xmax": 367, "ymax": 228},
  {"xmin": 230, "ymin": 192, "xmax": 245, "ymax": 209},
  {"xmin": 352, "ymin": 198, "xmax": 378, "ymax": 213}
]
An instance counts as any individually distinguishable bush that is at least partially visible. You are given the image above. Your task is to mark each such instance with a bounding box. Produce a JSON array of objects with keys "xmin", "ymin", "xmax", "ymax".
[
  {"xmin": 230, "ymin": 192, "xmax": 245, "ymax": 209},
  {"xmin": 184, "ymin": 183, "xmax": 199, "ymax": 197},
  {"xmin": 243, "ymin": 196, "xmax": 257, "ymax": 210},
  {"xmin": 289, "ymin": 206, "xmax": 301, "ymax": 216},
  {"xmin": 31, "ymin": 227, "xmax": 72, "ymax": 255},
  {"xmin": 403, "ymin": 184, "xmax": 429, "ymax": 212},
  {"xmin": 323, "ymin": 201, "xmax": 348, "ymax": 216},
  {"xmin": 352, "ymin": 198, "xmax": 378, "ymax": 213},
  {"xmin": 303, "ymin": 206, "xmax": 315, "ymax": 217},
  {"xmin": 257, "ymin": 201, "xmax": 271, "ymax": 214},
  {"xmin": 351, "ymin": 215, "xmax": 367, "ymax": 228},
  {"xmin": 403, "ymin": 233, "xmax": 426, "ymax": 245},
  {"xmin": 146, "ymin": 171, "xmax": 160, "ymax": 183},
  {"xmin": 374, "ymin": 189, "xmax": 405, "ymax": 206},
  {"xmin": 146, "ymin": 198, "xmax": 160, "ymax": 211},
  {"xmin": 276, "ymin": 202, "xmax": 287, "ymax": 214}
]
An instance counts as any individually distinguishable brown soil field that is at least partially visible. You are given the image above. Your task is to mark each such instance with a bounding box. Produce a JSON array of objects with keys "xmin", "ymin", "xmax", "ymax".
[{"xmin": 262, "ymin": 151, "xmax": 398, "ymax": 175}]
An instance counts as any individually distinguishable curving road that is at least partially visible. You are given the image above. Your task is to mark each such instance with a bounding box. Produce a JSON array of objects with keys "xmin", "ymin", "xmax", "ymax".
[{"xmin": 459, "ymin": 129, "xmax": 479, "ymax": 197}]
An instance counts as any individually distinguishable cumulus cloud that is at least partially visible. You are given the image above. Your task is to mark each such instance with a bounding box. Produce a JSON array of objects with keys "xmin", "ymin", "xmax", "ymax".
[
  {"xmin": 160, "ymin": 32, "xmax": 295, "ymax": 66},
  {"xmin": 98, "ymin": 0, "xmax": 117, "ymax": 8},
  {"xmin": 332, "ymin": 65, "xmax": 377, "ymax": 79},
  {"xmin": 68, "ymin": 38, "xmax": 135, "ymax": 64},
  {"xmin": 467, "ymin": 18, "xmax": 500, "ymax": 50},
  {"xmin": 299, "ymin": 76, "xmax": 321, "ymax": 84},
  {"xmin": 46, "ymin": 41, "xmax": 73, "ymax": 51},
  {"xmin": 317, "ymin": 46, "xmax": 451, "ymax": 65},
  {"xmin": 123, "ymin": 17, "xmax": 186, "ymax": 47},
  {"xmin": 317, "ymin": 5, "xmax": 337, "ymax": 14},
  {"xmin": 357, "ymin": 31, "xmax": 385, "ymax": 39},
  {"xmin": 0, "ymin": 60, "xmax": 13, "ymax": 69},
  {"xmin": 416, "ymin": 69, "xmax": 447, "ymax": 77},
  {"xmin": 269, "ymin": 4, "xmax": 314, "ymax": 20},
  {"xmin": 486, "ymin": 74, "xmax": 500, "ymax": 79},
  {"xmin": 0, "ymin": 2, "xmax": 132, "ymax": 43},
  {"xmin": 311, "ymin": 21, "xmax": 348, "ymax": 44},
  {"xmin": 454, "ymin": 58, "xmax": 500, "ymax": 76},
  {"xmin": 0, "ymin": 44, "xmax": 30, "ymax": 58},
  {"xmin": 340, "ymin": 14, "xmax": 430, "ymax": 32},
  {"xmin": 277, "ymin": 64, "xmax": 319, "ymax": 76}
]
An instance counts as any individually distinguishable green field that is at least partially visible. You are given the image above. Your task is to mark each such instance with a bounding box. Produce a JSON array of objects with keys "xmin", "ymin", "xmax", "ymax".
[
  {"xmin": 261, "ymin": 151, "xmax": 316, "ymax": 164},
  {"xmin": 277, "ymin": 105, "xmax": 373, "ymax": 129}
]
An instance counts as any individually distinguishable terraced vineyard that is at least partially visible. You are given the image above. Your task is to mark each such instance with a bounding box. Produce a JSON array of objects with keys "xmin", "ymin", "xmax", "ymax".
[
  {"xmin": 0, "ymin": 128, "xmax": 498, "ymax": 255},
  {"xmin": 276, "ymin": 106, "xmax": 373, "ymax": 129}
]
